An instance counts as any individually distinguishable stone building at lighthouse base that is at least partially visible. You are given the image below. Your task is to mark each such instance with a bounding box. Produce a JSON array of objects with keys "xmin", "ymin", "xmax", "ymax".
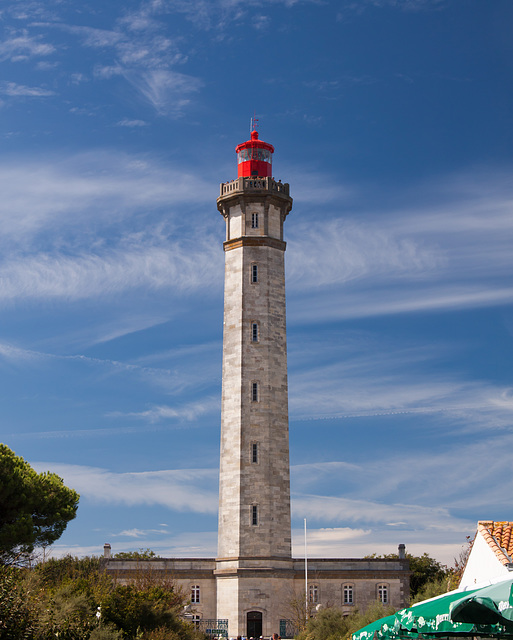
[{"xmin": 102, "ymin": 537, "xmax": 410, "ymax": 637}]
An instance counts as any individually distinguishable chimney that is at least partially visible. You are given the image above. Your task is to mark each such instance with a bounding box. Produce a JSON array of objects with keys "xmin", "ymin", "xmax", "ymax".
[
  {"xmin": 398, "ymin": 543, "xmax": 406, "ymax": 559},
  {"xmin": 104, "ymin": 543, "xmax": 111, "ymax": 559}
]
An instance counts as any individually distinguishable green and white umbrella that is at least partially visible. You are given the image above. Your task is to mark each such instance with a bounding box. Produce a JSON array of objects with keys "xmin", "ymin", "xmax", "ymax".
[
  {"xmin": 354, "ymin": 579, "xmax": 513, "ymax": 640},
  {"xmin": 352, "ymin": 614, "xmax": 421, "ymax": 640},
  {"xmin": 352, "ymin": 615, "xmax": 400, "ymax": 640},
  {"xmin": 395, "ymin": 587, "xmax": 487, "ymax": 636},
  {"xmin": 450, "ymin": 577, "xmax": 513, "ymax": 627}
]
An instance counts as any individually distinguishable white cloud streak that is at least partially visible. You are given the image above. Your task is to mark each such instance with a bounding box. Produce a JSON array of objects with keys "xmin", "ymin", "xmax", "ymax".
[
  {"xmin": 0, "ymin": 32, "xmax": 56, "ymax": 61},
  {"xmin": 286, "ymin": 435, "xmax": 513, "ymax": 563},
  {"xmin": 122, "ymin": 69, "xmax": 203, "ymax": 116},
  {"xmin": 0, "ymin": 151, "xmax": 214, "ymax": 241},
  {"xmin": 287, "ymin": 168, "xmax": 513, "ymax": 319},
  {"xmin": 0, "ymin": 241, "xmax": 220, "ymax": 302},
  {"xmin": 287, "ymin": 331, "xmax": 513, "ymax": 432},
  {"xmin": 291, "ymin": 526, "xmax": 464, "ymax": 565},
  {"xmin": 31, "ymin": 14, "xmax": 199, "ymax": 116},
  {"xmin": 0, "ymin": 81, "xmax": 55, "ymax": 96},
  {"xmin": 109, "ymin": 397, "xmax": 219, "ymax": 423},
  {"xmin": 117, "ymin": 119, "xmax": 149, "ymax": 127},
  {"xmin": 290, "ymin": 433, "xmax": 513, "ymax": 527},
  {"xmin": 0, "ymin": 339, "xmax": 219, "ymax": 406},
  {"xmin": 32, "ymin": 463, "xmax": 219, "ymax": 513}
]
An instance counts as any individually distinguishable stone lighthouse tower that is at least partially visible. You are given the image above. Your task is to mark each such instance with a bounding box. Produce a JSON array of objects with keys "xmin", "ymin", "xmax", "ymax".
[
  {"xmin": 101, "ymin": 129, "xmax": 410, "ymax": 638},
  {"xmin": 215, "ymin": 126, "xmax": 293, "ymax": 637}
]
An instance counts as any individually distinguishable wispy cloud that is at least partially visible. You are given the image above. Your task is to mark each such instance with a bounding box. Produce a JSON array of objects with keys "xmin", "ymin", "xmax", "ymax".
[
  {"xmin": 0, "ymin": 32, "xmax": 56, "ymax": 61},
  {"xmin": 32, "ymin": 463, "xmax": 219, "ymax": 513},
  {"xmin": 0, "ymin": 241, "xmax": 221, "ymax": 302},
  {"xmin": 108, "ymin": 397, "xmax": 219, "ymax": 423},
  {"xmin": 288, "ymin": 219, "xmax": 443, "ymax": 288},
  {"xmin": 287, "ymin": 330, "xmax": 513, "ymax": 431},
  {"xmin": 117, "ymin": 119, "xmax": 149, "ymax": 127},
  {"xmin": 0, "ymin": 341, "xmax": 43, "ymax": 363},
  {"xmin": 0, "ymin": 338, "xmax": 219, "ymax": 404},
  {"xmin": 32, "ymin": 13, "xmax": 198, "ymax": 116},
  {"xmin": 99, "ymin": 531, "xmax": 219, "ymax": 558},
  {"xmin": 291, "ymin": 433, "xmax": 513, "ymax": 527},
  {"xmin": 0, "ymin": 151, "xmax": 215, "ymax": 241},
  {"xmin": 287, "ymin": 437, "xmax": 510, "ymax": 564},
  {"xmin": 113, "ymin": 527, "xmax": 169, "ymax": 538},
  {"xmin": 122, "ymin": 69, "xmax": 202, "ymax": 116},
  {"xmin": 48, "ymin": 534, "xmax": 218, "ymax": 559},
  {"xmin": 141, "ymin": 0, "xmax": 322, "ymax": 31},
  {"xmin": 291, "ymin": 525, "xmax": 465, "ymax": 565},
  {"xmin": 59, "ymin": 24, "xmax": 124, "ymax": 48},
  {"xmin": 0, "ymin": 81, "xmax": 55, "ymax": 97},
  {"xmin": 81, "ymin": 315, "xmax": 172, "ymax": 347},
  {"xmin": 287, "ymin": 167, "xmax": 513, "ymax": 319},
  {"xmin": 293, "ymin": 493, "xmax": 468, "ymax": 529}
]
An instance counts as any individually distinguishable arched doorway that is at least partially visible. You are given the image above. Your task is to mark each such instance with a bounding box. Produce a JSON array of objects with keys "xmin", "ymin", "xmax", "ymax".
[{"xmin": 247, "ymin": 610, "xmax": 262, "ymax": 638}]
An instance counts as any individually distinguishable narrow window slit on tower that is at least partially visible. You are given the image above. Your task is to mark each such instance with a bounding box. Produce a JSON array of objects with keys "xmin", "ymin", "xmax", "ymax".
[
  {"xmin": 252, "ymin": 443, "xmax": 258, "ymax": 463},
  {"xmin": 251, "ymin": 212, "xmax": 259, "ymax": 228},
  {"xmin": 252, "ymin": 382, "xmax": 259, "ymax": 402},
  {"xmin": 252, "ymin": 322, "xmax": 258, "ymax": 342},
  {"xmin": 251, "ymin": 264, "xmax": 258, "ymax": 283},
  {"xmin": 252, "ymin": 505, "xmax": 258, "ymax": 525}
]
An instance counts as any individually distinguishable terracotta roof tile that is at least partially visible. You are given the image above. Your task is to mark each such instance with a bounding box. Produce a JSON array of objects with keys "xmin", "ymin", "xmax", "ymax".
[{"xmin": 478, "ymin": 521, "xmax": 513, "ymax": 566}]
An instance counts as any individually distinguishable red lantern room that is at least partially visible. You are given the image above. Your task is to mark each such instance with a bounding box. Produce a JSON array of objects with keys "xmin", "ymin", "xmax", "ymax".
[{"xmin": 235, "ymin": 129, "xmax": 274, "ymax": 178}]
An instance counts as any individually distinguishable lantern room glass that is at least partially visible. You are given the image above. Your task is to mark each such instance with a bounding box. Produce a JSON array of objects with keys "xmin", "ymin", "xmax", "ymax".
[{"xmin": 237, "ymin": 148, "xmax": 272, "ymax": 164}]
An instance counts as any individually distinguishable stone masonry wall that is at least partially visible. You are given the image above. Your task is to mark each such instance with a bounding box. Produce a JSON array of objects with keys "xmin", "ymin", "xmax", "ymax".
[{"xmin": 217, "ymin": 193, "xmax": 291, "ymax": 561}]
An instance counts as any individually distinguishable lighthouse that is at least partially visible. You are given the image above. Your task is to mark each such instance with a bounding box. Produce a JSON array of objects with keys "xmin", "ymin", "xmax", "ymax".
[
  {"xmin": 215, "ymin": 126, "xmax": 293, "ymax": 637},
  {"xmin": 102, "ymin": 127, "xmax": 411, "ymax": 640}
]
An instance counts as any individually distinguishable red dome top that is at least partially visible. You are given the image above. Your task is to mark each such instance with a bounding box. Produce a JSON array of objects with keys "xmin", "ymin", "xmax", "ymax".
[{"xmin": 235, "ymin": 130, "xmax": 274, "ymax": 178}]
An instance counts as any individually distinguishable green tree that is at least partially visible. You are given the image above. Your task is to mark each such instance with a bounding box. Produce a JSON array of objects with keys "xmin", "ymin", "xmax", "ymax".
[
  {"xmin": 0, "ymin": 445, "xmax": 80, "ymax": 565},
  {"xmin": 36, "ymin": 554, "xmax": 102, "ymax": 588},
  {"xmin": 101, "ymin": 583, "xmax": 201, "ymax": 640},
  {"xmin": 411, "ymin": 575, "xmax": 455, "ymax": 604},
  {"xmin": 0, "ymin": 565, "xmax": 37, "ymax": 639},
  {"xmin": 407, "ymin": 553, "xmax": 448, "ymax": 598},
  {"xmin": 1, "ymin": 552, "xmax": 204, "ymax": 640},
  {"xmin": 296, "ymin": 606, "xmax": 350, "ymax": 640}
]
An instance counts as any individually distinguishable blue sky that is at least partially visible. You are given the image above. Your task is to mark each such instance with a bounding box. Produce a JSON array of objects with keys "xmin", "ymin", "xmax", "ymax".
[{"xmin": 1, "ymin": 0, "xmax": 512, "ymax": 566}]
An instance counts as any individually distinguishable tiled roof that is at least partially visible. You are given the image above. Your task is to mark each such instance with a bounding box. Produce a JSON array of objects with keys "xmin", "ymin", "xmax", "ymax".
[{"xmin": 478, "ymin": 521, "xmax": 513, "ymax": 566}]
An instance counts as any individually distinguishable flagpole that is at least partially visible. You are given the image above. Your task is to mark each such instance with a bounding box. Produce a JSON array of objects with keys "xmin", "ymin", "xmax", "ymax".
[{"xmin": 304, "ymin": 518, "xmax": 308, "ymax": 625}]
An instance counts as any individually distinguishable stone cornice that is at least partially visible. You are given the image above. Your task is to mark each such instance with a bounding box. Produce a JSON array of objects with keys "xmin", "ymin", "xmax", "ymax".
[
  {"xmin": 223, "ymin": 236, "xmax": 287, "ymax": 252},
  {"xmin": 217, "ymin": 190, "xmax": 292, "ymax": 219}
]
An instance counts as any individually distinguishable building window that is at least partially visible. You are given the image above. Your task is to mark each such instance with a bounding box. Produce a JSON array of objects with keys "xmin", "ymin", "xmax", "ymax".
[
  {"xmin": 251, "ymin": 264, "xmax": 258, "ymax": 283},
  {"xmin": 191, "ymin": 585, "xmax": 200, "ymax": 603},
  {"xmin": 252, "ymin": 382, "xmax": 259, "ymax": 402},
  {"xmin": 192, "ymin": 615, "xmax": 201, "ymax": 629},
  {"xmin": 252, "ymin": 443, "xmax": 258, "ymax": 463},
  {"xmin": 377, "ymin": 584, "xmax": 388, "ymax": 604},
  {"xmin": 309, "ymin": 584, "xmax": 319, "ymax": 603},
  {"xmin": 251, "ymin": 212, "xmax": 259, "ymax": 228},
  {"xmin": 343, "ymin": 584, "xmax": 354, "ymax": 605},
  {"xmin": 252, "ymin": 505, "xmax": 258, "ymax": 525},
  {"xmin": 252, "ymin": 322, "xmax": 259, "ymax": 342}
]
